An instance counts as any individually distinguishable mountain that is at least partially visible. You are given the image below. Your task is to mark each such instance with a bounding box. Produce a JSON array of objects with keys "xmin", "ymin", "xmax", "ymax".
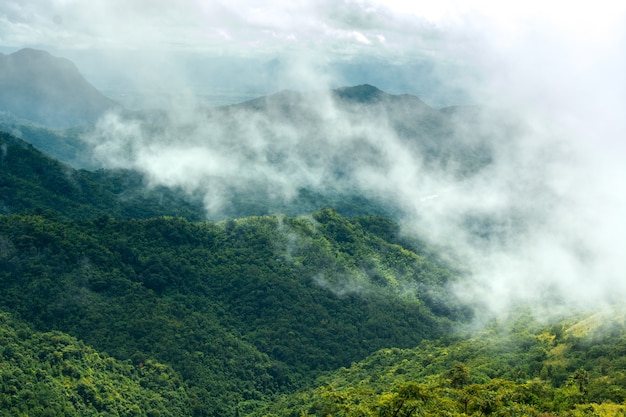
[
  {"xmin": 1, "ymin": 128, "xmax": 624, "ymax": 417},
  {"xmin": 223, "ymin": 83, "xmax": 492, "ymax": 178},
  {"xmin": 0, "ymin": 48, "xmax": 118, "ymax": 128},
  {"xmin": 0, "ymin": 209, "xmax": 466, "ymax": 415},
  {"xmin": 333, "ymin": 84, "xmax": 428, "ymax": 108},
  {"xmin": 256, "ymin": 312, "xmax": 626, "ymax": 416},
  {"xmin": 2, "ymin": 53, "xmax": 623, "ymax": 416},
  {"xmin": 107, "ymin": 83, "xmax": 491, "ymax": 220},
  {"xmin": 1, "ymin": 121, "xmax": 468, "ymax": 417},
  {"xmin": 0, "ymin": 312, "xmax": 190, "ymax": 416},
  {"xmin": 0, "ymin": 129, "xmax": 396, "ymax": 221},
  {"xmin": 0, "ymin": 114, "xmax": 97, "ymax": 169}
]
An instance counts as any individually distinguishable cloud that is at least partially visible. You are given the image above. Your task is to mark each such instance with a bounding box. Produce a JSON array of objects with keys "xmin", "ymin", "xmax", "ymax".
[
  {"xmin": 0, "ymin": 1, "xmax": 446, "ymax": 61},
  {"xmin": 0, "ymin": 1, "xmax": 468, "ymax": 106},
  {"xmin": 86, "ymin": 75, "xmax": 625, "ymax": 323},
  {"xmin": 5, "ymin": 1, "xmax": 625, "ymax": 320},
  {"xmin": 409, "ymin": 4, "xmax": 626, "ymax": 316}
]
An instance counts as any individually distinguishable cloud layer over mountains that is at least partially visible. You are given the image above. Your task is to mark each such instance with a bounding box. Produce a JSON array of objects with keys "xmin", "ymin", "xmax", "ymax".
[
  {"xmin": 87, "ymin": 81, "xmax": 625, "ymax": 321},
  {"xmin": 2, "ymin": 1, "xmax": 625, "ymax": 320}
]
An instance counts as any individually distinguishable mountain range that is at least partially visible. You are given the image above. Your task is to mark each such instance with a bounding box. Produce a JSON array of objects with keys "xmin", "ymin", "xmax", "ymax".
[{"xmin": 1, "ymin": 49, "xmax": 625, "ymax": 417}]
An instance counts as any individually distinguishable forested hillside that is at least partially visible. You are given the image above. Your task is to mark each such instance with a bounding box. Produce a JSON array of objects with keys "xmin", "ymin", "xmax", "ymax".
[
  {"xmin": 0, "ymin": 190, "xmax": 464, "ymax": 415},
  {"xmin": 0, "ymin": 313, "xmax": 190, "ymax": 417},
  {"xmin": 0, "ymin": 131, "xmax": 206, "ymax": 220},
  {"xmin": 256, "ymin": 312, "xmax": 626, "ymax": 416},
  {"xmin": 0, "ymin": 113, "xmax": 96, "ymax": 169},
  {"xmin": 1, "ymin": 81, "xmax": 624, "ymax": 417}
]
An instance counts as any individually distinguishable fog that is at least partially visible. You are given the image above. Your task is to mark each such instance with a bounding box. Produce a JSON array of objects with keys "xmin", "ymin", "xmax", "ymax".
[{"xmin": 2, "ymin": 1, "xmax": 625, "ymax": 320}]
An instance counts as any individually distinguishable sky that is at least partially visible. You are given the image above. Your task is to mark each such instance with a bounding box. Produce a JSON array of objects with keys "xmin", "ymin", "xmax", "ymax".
[
  {"xmin": 2, "ymin": 1, "xmax": 624, "ymax": 108},
  {"xmin": 2, "ymin": 1, "xmax": 626, "ymax": 319},
  {"xmin": 0, "ymin": 0, "xmax": 482, "ymax": 105}
]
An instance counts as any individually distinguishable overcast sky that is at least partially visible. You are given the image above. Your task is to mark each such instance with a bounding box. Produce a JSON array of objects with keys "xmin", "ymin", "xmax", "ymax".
[
  {"xmin": 0, "ymin": 1, "xmax": 471, "ymax": 104},
  {"xmin": 2, "ymin": 1, "xmax": 625, "ymax": 109},
  {"xmin": 0, "ymin": 1, "xmax": 451, "ymax": 55}
]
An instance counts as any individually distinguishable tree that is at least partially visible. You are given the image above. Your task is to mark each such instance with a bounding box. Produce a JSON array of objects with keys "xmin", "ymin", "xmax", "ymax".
[
  {"xmin": 376, "ymin": 383, "xmax": 430, "ymax": 417},
  {"xmin": 449, "ymin": 362, "xmax": 470, "ymax": 389},
  {"xmin": 572, "ymin": 368, "xmax": 589, "ymax": 395}
]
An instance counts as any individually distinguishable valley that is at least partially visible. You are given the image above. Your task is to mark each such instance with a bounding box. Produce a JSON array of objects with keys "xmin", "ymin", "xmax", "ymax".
[{"xmin": 1, "ymin": 47, "xmax": 624, "ymax": 417}]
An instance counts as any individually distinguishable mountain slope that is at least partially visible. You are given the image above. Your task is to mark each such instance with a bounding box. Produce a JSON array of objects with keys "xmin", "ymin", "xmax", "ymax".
[
  {"xmin": 0, "ymin": 131, "xmax": 205, "ymax": 220},
  {"xmin": 0, "ymin": 209, "xmax": 466, "ymax": 415},
  {"xmin": 0, "ymin": 312, "xmax": 190, "ymax": 417},
  {"xmin": 256, "ymin": 313, "xmax": 626, "ymax": 416},
  {"xmin": 0, "ymin": 48, "xmax": 117, "ymax": 128},
  {"xmin": 95, "ymin": 83, "xmax": 495, "ymax": 220},
  {"xmin": 0, "ymin": 49, "xmax": 496, "ymax": 220}
]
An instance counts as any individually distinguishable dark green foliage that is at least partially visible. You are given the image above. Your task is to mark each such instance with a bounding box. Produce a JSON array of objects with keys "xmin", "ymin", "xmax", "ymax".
[
  {"xmin": 0, "ymin": 209, "xmax": 463, "ymax": 415},
  {"xmin": 220, "ymin": 186, "xmax": 398, "ymax": 220},
  {"xmin": 0, "ymin": 131, "xmax": 206, "ymax": 220}
]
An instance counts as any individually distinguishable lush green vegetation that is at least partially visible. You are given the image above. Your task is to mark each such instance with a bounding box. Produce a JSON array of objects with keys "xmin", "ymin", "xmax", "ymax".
[
  {"xmin": 2, "ymin": 125, "xmax": 625, "ymax": 416},
  {"xmin": 0, "ymin": 312, "xmax": 190, "ymax": 417},
  {"xmin": 0, "ymin": 131, "xmax": 206, "ymax": 220},
  {"xmin": 0, "ymin": 207, "xmax": 464, "ymax": 415},
  {"xmin": 255, "ymin": 312, "xmax": 626, "ymax": 416}
]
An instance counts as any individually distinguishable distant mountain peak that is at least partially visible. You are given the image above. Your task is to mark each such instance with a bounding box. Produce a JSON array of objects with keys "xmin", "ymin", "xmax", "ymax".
[
  {"xmin": 0, "ymin": 48, "xmax": 118, "ymax": 128},
  {"xmin": 331, "ymin": 84, "xmax": 432, "ymax": 112},
  {"xmin": 333, "ymin": 84, "xmax": 387, "ymax": 103},
  {"xmin": 232, "ymin": 84, "xmax": 432, "ymax": 115}
]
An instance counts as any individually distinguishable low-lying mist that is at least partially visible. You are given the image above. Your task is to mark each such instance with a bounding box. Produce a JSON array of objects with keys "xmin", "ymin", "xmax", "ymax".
[
  {"xmin": 84, "ymin": 79, "xmax": 625, "ymax": 323},
  {"xmin": 79, "ymin": 3, "xmax": 625, "ymax": 324}
]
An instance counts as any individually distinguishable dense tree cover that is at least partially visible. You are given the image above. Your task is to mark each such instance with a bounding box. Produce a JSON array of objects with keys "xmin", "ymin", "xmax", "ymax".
[
  {"xmin": 0, "ymin": 131, "xmax": 206, "ymax": 220},
  {"xmin": 0, "ymin": 130, "xmax": 398, "ymax": 221},
  {"xmin": 0, "ymin": 208, "xmax": 463, "ymax": 415},
  {"xmin": 2, "ymin": 125, "xmax": 625, "ymax": 416},
  {"xmin": 255, "ymin": 312, "xmax": 626, "ymax": 416},
  {"xmin": 0, "ymin": 312, "xmax": 190, "ymax": 417}
]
